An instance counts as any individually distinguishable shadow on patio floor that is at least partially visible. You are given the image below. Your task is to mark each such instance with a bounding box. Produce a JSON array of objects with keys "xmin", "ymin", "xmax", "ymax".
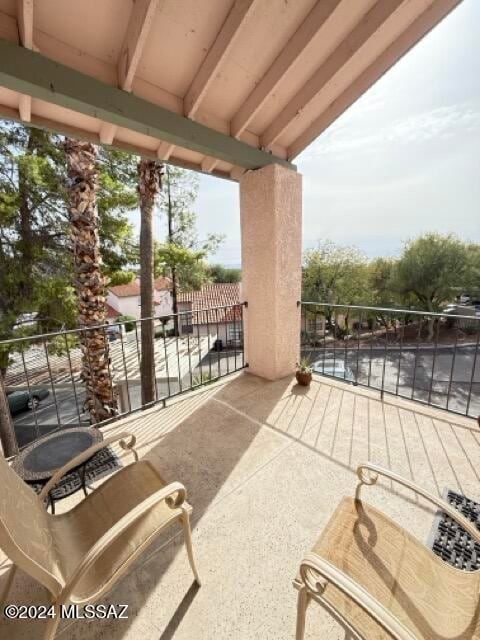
[{"xmin": 1, "ymin": 373, "xmax": 294, "ymax": 640}]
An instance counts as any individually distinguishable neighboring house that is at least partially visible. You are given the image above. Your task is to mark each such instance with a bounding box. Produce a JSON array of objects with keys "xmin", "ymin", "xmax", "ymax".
[
  {"xmin": 177, "ymin": 283, "xmax": 243, "ymax": 348},
  {"xmin": 301, "ymin": 309, "xmax": 326, "ymax": 336},
  {"xmin": 106, "ymin": 277, "xmax": 172, "ymax": 321}
]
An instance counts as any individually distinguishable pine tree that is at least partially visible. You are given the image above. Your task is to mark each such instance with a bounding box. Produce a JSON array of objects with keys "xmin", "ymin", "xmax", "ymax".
[{"xmin": 0, "ymin": 121, "xmax": 138, "ymax": 444}]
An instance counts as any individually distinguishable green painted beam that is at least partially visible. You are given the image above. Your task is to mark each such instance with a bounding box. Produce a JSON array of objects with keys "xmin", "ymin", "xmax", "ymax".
[
  {"xmin": 0, "ymin": 103, "xmax": 237, "ymax": 182},
  {"xmin": 0, "ymin": 38, "xmax": 295, "ymax": 172}
]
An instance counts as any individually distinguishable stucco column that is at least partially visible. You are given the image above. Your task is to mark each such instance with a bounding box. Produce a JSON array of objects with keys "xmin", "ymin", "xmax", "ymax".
[{"xmin": 240, "ymin": 163, "xmax": 302, "ymax": 380}]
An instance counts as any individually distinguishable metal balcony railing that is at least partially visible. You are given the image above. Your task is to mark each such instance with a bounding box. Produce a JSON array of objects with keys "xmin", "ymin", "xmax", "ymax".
[
  {"xmin": 300, "ymin": 302, "xmax": 479, "ymax": 419},
  {"xmin": 1, "ymin": 304, "xmax": 245, "ymax": 450}
]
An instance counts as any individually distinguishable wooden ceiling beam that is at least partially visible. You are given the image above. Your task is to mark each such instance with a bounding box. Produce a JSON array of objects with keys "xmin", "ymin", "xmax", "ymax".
[
  {"xmin": 156, "ymin": 141, "xmax": 174, "ymax": 161},
  {"xmin": 0, "ymin": 39, "xmax": 295, "ymax": 171},
  {"xmin": 100, "ymin": 0, "xmax": 159, "ymax": 144},
  {"xmin": 0, "ymin": 102, "xmax": 239, "ymax": 181},
  {"xmin": 201, "ymin": 156, "xmax": 219, "ymax": 173},
  {"xmin": 16, "ymin": 0, "xmax": 34, "ymax": 122},
  {"xmin": 230, "ymin": 0, "xmax": 341, "ymax": 139},
  {"xmin": 261, "ymin": 0, "xmax": 405, "ymax": 150},
  {"xmin": 287, "ymin": 0, "xmax": 462, "ymax": 159},
  {"xmin": 184, "ymin": 0, "xmax": 257, "ymax": 119}
]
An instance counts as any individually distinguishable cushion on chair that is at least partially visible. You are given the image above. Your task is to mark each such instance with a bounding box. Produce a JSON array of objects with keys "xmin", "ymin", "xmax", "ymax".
[
  {"xmin": 50, "ymin": 459, "xmax": 185, "ymax": 601},
  {"xmin": 303, "ymin": 497, "xmax": 480, "ymax": 639}
]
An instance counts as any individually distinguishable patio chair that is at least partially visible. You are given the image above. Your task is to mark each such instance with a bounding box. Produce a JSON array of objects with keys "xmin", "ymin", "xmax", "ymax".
[
  {"xmin": 294, "ymin": 462, "xmax": 480, "ymax": 640},
  {"xmin": 0, "ymin": 431, "xmax": 201, "ymax": 639}
]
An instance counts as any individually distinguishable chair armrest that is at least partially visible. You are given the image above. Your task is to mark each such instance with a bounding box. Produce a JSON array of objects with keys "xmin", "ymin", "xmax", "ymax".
[
  {"xmin": 357, "ymin": 462, "xmax": 480, "ymax": 544},
  {"xmin": 61, "ymin": 481, "xmax": 187, "ymax": 602},
  {"xmin": 38, "ymin": 432, "xmax": 138, "ymax": 501},
  {"xmin": 299, "ymin": 553, "xmax": 417, "ymax": 640}
]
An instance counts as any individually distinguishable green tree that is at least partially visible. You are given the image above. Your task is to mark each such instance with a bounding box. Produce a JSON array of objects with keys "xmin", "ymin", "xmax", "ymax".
[
  {"xmin": 152, "ymin": 166, "xmax": 223, "ymax": 332},
  {"xmin": 0, "ymin": 124, "xmax": 67, "ymax": 338},
  {"xmin": 367, "ymin": 257, "xmax": 403, "ymax": 332},
  {"xmin": 0, "ymin": 122, "xmax": 138, "ymax": 446},
  {"xmin": 0, "ymin": 122, "xmax": 137, "ymax": 342},
  {"xmin": 0, "ymin": 124, "xmax": 67, "ymax": 452},
  {"xmin": 209, "ymin": 264, "xmax": 241, "ymax": 283},
  {"xmin": 155, "ymin": 242, "xmax": 207, "ymax": 287},
  {"xmin": 109, "ymin": 270, "xmax": 136, "ymax": 286},
  {"xmin": 303, "ymin": 240, "xmax": 369, "ymax": 333},
  {"xmin": 392, "ymin": 233, "xmax": 470, "ymax": 312},
  {"xmin": 464, "ymin": 243, "xmax": 480, "ymax": 300},
  {"xmin": 368, "ymin": 258, "xmax": 397, "ymax": 307},
  {"xmin": 392, "ymin": 233, "xmax": 473, "ymax": 339},
  {"xmin": 96, "ymin": 149, "xmax": 138, "ymax": 277}
]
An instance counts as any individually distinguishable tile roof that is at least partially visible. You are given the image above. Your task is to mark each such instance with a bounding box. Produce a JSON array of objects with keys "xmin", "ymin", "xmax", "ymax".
[
  {"xmin": 178, "ymin": 283, "xmax": 242, "ymax": 324},
  {"xmin": 108, "ymin": 281, "xmax": 140, "ymax": 297},
  {"xmin": 109, "ymin": 277, "xmax": 172, "ymax": 297},
  {"xmin": 105, "ymin": 302, "xmax": 120, "ymax": 319},
  {"xmin": 154, "ymin": 276, "xmax": 172, "ymax": 291}
]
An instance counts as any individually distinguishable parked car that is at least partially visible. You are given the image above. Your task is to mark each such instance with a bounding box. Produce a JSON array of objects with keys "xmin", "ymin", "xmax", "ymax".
[
  {"xmin": 442, "ymin": 304, "xmax": 458, "ymax": 314},
  {"xmin": 7, "ymin": 389, "xmax": 49, "ymax": 414},
  {"xmin": 105, "ymin": 323, "xmax": 125, "ymax": 342},
  {"xmin": 13, "ymin": 311, "xmax": 39, "ymax": 330},
  {"xmin": 312, "ymin": 358, "xmax": 357, "ymax": 384}
]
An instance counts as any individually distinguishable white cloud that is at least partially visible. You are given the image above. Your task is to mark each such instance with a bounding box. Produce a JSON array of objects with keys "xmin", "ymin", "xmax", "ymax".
[{"xmin": 303, "ymin": 102, "xmax": 480, "ymax": 159}]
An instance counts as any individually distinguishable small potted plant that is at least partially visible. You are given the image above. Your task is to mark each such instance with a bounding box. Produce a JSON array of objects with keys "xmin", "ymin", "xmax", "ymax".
[{"xmin": 296, "ymin": 358, "xmax": 313, "ymax": 386}]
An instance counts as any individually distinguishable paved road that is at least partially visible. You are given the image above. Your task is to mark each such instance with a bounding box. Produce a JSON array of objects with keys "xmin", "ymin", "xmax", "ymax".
[
  {"xmin": 12, "ymin": 351, "xmax": 245, "ymax": 447},
  {"xmin": 302, "ymin": 345, "xmax": 480, "ymax": 417}
]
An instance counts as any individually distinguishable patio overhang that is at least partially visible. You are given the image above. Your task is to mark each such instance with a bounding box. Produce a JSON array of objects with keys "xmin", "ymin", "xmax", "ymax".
[{"xmin": 0, "ymin": 0, "xmax": 461, "ymax": 181}]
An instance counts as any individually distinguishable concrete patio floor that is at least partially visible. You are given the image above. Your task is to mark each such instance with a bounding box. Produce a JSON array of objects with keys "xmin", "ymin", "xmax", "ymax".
[{"xmin": 1, "ymin": 372, "xmax": 479, "ymax": 640}]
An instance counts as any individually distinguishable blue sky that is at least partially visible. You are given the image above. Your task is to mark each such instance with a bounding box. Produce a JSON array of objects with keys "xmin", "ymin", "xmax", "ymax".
[{"xmin": 135, "ymin": 0, "xmax": 480, "ymax": 266}]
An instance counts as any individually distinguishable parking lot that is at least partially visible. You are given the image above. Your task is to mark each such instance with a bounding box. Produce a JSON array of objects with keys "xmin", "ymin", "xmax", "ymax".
[{"xmin": 303, "ymin": 345, "xmax": 480, "ymax": 417}]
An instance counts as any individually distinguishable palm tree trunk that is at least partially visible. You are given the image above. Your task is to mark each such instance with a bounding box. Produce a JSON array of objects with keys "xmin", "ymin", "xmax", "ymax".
[
  {"xmin": 138, "ymin": 160, "xmax": 163, "ymax": 405},
  {"xmin": 166, "ymin": 167, "xmax": 179, "ymax": 336},
  {"xmin": 64, "ymin": 140, "xmax": 117, "ymax": 423}
]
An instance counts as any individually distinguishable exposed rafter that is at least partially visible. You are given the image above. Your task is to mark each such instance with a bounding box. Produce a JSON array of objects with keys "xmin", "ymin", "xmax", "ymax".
[
  {"xmin": 98, "ymin": 122, "xmax": 117, "ymax": 145},
  {"xmin": 0, "ymin": 100, "xmax": 237, "ymax": 181},
  {"xmin": 16, "ymin": 0, "xmax": 34, "ymax": 122},
  {"xmin": 100, "ymin": 0, "xmax": 159, "ymax": 145},
  {"xmin": 0, "ymin": 38, "xmax": 295, "ymax": 171},
  {"xmin": 287, "ymin": 0, "xmax": 462, "ymax": 159},
  {"xmin": 230, "ymin": 0, "xmax": 341, "ymax": 139},
  {"xmin": 201, "ymin": 156, "xmax": 219, "ymax": 173},
  {"xmin": 184, "ymin": 0, "xmax": 257, "ymax": 119},
  {"xmin": 261, "ymin": 0, "xmax": 405, "ymax": 150},
  {"xmin": 156, "ymin": 141, "xmax": 174, "ymax": 161},
  {"xmin": 0, "ymin": 0, "xmax": 463, "ymax": 179}
]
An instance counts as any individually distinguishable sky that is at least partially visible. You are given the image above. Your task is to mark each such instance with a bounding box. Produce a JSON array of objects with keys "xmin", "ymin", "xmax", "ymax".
[{"xmin": 133, "ymin": 0, "xmax": 480, "ymax": 266}]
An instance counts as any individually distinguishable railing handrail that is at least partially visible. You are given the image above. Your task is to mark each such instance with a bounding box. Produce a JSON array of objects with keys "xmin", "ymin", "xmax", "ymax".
[
  {"xmin": 300, "ymin": 301, "xmax": 480, "ymax": 322},
  {"xmin": 300, "ymin": 300, "xmax": 479, "ymax": 419},
  {"xmin": 0, "ymin": 302, "xmax": 247, "ymax": 346},
  {"xmin": 1, "ymin": 302, "xmax": 246, "ymax": 453}
]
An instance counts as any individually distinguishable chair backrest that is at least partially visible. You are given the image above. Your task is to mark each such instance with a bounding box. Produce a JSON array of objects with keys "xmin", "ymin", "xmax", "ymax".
[{"xmin": 0, "ymin": 453, "xmax": 63, "ymax": 596}]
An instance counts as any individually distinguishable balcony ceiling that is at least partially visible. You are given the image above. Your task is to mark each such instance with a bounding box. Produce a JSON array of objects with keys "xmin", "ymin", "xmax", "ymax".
[{"xmin": 0, "ymin": 0, "xmax": 461, "ymax": 180}]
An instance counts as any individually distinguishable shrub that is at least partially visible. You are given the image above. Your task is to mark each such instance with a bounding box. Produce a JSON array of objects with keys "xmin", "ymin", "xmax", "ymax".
[
  {"xmin": 192, "ymin": 372, "xmax": 213, "ymax": 386},
  {"xmin": 117, "ymin": 315, "xmax": 136, "ymax": 332}
]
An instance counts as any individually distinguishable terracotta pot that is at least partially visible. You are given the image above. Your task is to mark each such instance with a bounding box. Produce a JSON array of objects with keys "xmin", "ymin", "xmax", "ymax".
[{"xmin": 296, "ymin": 371, "xmax": 312, "ymax": 386}]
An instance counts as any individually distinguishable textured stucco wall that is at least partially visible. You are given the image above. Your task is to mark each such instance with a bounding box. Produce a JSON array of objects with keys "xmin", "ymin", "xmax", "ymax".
[
  {"xmin": 106, "ymin": 292, "xmax": 141, "ymax": 318},
  {"xmin": 240, "ymin": 164, "xmax": 302, "ymax": 380},
  {"xmin": 107, "ymin": 290, "xmax": 173, "ymax": 320}
]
